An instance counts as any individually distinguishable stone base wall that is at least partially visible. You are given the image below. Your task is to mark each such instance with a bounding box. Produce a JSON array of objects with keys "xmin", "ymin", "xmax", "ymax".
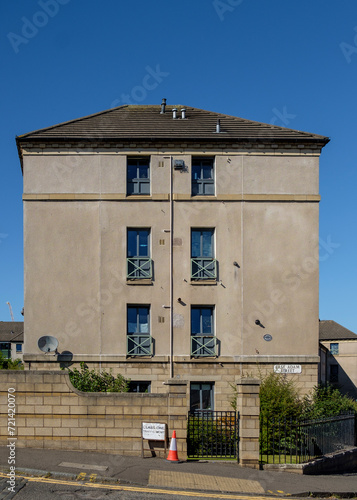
[{"xmin": 0, "ymin": 371, "xmax": 187, "ymax": 458}]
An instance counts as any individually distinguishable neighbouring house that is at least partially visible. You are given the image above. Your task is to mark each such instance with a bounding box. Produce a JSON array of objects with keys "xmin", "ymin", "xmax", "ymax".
[
  {"xmin": 16, "ymin": 100, "xmax": 329, "ymax": 410},
  {"xmin": 0, "ymin": 322, "xmax": 24, "ymax": 361},
  {"xmin": 319, "ymin": 319, "xmax": 357, "ymax": 399}
]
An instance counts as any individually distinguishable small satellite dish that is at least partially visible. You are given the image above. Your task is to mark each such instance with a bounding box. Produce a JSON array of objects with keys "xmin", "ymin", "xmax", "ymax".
[{"xmin": 38, "ymin": 336, "xmax": 59, "ymax": 354}]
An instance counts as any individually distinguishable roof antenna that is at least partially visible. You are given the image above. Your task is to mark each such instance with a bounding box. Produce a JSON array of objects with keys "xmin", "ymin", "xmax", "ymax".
[
  {"xmin": 160, "ymin": 98, "xmax": 166, "ymax": 114},
  {"xmin": 216, "ymin": 119, "xmax": 221, "ymax": 133}
]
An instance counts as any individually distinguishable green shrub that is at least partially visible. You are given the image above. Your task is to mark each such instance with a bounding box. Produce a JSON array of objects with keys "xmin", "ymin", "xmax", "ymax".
[
  {"xmin": 259, "ymin": 372, "xmax": 304, "ymax": 421},
  {"xmin": 0, "ymin": 353, "xmax": 23, "ymax": 370},
  {"xmin": 68, "ymin": 362, "xmax": 130, "ymax": 392},
  {"xmin": 302, "ymin": 384, "xmax": 357, "ymax": 419}
]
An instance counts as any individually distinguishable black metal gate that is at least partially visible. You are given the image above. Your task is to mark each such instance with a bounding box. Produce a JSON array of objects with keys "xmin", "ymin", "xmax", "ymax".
[{"xmin": 187, "ymin": 411, "xmax": 239, "ymax": 460}]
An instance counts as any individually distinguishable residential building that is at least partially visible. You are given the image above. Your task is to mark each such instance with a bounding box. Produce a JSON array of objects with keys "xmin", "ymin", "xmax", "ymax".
[
  {"xmin": 319, "ymin": 320, "xmax": 357, "ymax": 398},
  {"xmin": 16, "ymin": 101, "xmax": 329, "ymax": 410},
  {"xmin": 0, "ymin": 322, "xmax": 24, "ymax": 361}
]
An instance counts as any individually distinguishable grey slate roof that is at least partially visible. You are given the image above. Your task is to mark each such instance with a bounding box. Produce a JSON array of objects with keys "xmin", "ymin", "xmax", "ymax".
[
  {"xmin": 319, "ymin": 320, "xmax": 357, "ymax": 341},
  {"xmin": 0, "ymin": 322, "xmax": 24, "ymax": 342},
  {"xmin": 16, "ymin": 105, "xmax": 329, "ymax": 144}
]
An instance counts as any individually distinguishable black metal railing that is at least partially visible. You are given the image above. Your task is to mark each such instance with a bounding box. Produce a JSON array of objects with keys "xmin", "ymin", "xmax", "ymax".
[
  {"xmin": 260, "ymin": 413, "xmax": 356, "ymax": 465},
  {"xmin": 187, "ymin": 410, "xmax": 239, "ymax": 460}
]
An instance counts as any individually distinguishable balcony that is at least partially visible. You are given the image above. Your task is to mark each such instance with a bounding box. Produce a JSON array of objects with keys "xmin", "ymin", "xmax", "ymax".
[
  {"xmin": 127, "ymin": 335, "xmax": 153, "ymax": 356},
  {"xmin": 191, "ymin": 336, "xmax": 218, "ymax": 357},
  {"xmin": 191, "ymin": 258, "xmax": 217, "ymax": 280},
  {"xmin": 127, "ymin": 257, "xmax": 152, "ymax": 280}
]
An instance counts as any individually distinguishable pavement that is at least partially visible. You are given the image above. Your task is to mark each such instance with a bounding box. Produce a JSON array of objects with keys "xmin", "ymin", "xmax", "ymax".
[{"xmin": 1, "ymin": 446, "xmax": 357, "ymax": 497}]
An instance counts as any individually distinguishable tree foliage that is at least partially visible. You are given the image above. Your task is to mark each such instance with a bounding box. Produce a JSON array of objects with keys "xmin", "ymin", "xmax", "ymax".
[{"xmin": 68, "ymin": 362, "xmax": 130, "ymax": 393}]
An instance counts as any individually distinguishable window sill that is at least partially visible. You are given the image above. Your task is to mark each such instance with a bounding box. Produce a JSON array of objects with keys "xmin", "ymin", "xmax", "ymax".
[
  {"xmin": 126, "ymin": 194, "xmax": 151, "ymax": 199},
  {"xmin": 190, "ymin": 195, "xmax": 216, "ymax": 200},
  {"xmin": 190, "ymin": 280, "xmax": 217, "ymax": 286},
  {"xmin": 127, "ymin": 279, "xmax": 153, "ymax": 285},
  {"xmin": 126, "ymin": 355, "xmax": 153, "ymax": 359}
]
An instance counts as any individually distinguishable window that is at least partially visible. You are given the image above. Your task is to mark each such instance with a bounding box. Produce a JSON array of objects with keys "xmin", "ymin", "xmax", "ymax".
[
  {"xmin": 127, "ymin": 229, "xmax": 152, "ymax": 280},
  {"xmin": 16, "ymin": 344, "xmax": 22, "ymax": 353},
  {"xmin": 190, "ymin": 383, "xmax": 214, "ymax": 412},
  {"xmin": 192, "ymin": 157, "xmax": 214, "ymax": 196},
  {"xmin": 329, "ymin": 364, "xmax": 339, "ymax": 383},
  {"xmin": 127, "ymin": 157, "xmax": 150, "ymax": 195},
  {"xmin": 128, "ymin": 381, "xmax": 151, "ymax": 393},
  {"xmin": 127, "ymin": 306, "xmax": 152, "ymax": 356},
  {"xmin": 191, "ymin": 229, "xmax": 217, "ymax": 280},
  {"xmin": 0, "ymin": 342, "xmax": 11, "ymax": 359},
  {"xmin": 191, "ymin": 306, "xmax": 217, "ymax": 357},
  {"xmin": 330, "ymin": 343, "xmax": 339, "ymax": 355}
]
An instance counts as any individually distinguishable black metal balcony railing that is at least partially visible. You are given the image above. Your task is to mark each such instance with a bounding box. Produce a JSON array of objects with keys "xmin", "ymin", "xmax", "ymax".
[
  {"xmin": 127, "ymin": 335, "xmax": 152, "ymax": 356},
  {"xmin": 191, "ymin": 258, "xmax": 217, "ymax": 280},
  {"xmin": 191, "ymin": 336, "xmax": 218, "ymax": 357},
  {"xmin": 127, "ymin": 257, "xmax": 152, "ymax": 279}
]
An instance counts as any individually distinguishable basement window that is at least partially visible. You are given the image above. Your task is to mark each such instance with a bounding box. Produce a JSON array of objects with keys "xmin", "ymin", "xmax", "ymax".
[{"xmin": 128, "ymin": 381, "xmax": 151, "ymax": 393}]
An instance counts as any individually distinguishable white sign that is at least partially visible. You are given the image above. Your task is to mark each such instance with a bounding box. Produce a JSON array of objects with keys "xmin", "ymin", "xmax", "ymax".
[
  {"xmin": 274, "ymin": 364, "xmax": 302, "ymax": 374},
  {"xmin": 142, "ymin": 422, "xmax": 166, "ymax": 441}
]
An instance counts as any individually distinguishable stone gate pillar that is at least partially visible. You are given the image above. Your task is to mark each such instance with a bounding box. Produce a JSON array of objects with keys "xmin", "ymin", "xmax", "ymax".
[
  {"xmin": 164, "ymin": 379, "xmax": 188, "ymax": 459},
  {"xmin": 236, "ymin": 377, "xmax": 261, "ymax": 468}
]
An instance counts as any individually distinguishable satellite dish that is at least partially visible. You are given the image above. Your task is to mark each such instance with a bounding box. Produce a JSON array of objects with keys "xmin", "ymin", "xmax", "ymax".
[{"xmin": 38, "ymin": 336, "xmax": 59, "ymax": 354}]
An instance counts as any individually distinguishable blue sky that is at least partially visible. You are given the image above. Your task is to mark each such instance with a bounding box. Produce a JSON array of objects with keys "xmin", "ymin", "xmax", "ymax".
[{"xmin": 1, "ymin": 0, "xmax": 357, "ymax": 331}]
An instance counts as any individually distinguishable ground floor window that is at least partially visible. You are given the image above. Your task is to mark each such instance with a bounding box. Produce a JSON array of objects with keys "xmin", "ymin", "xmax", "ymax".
[
  {"xmin": 128, "ymin": 381, "xmax": 151, "ymax": 393},
  {"xmin": 0, "ymin": 342, "xmax": 11, "ymax": 358},
  {"xmin": 190, "ymin": 382, "xmax": 214, "ymax": 412}
]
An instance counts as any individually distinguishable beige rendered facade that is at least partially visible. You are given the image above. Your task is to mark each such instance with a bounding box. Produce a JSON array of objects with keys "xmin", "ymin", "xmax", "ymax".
[
  {"xmin": 17, "ymin": 103, "xmax": 329, "ymax": 411},
  {"xmin": 319, "ymin": 320, "xmax": 357, "ymax": 399}
]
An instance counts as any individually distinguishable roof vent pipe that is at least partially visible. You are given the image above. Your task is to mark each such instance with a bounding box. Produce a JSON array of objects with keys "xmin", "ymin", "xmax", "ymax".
[
  {"xmin": 181, "ymin": 108, "xmax": 186, "ymax": 119},
  {"xmin": 160, "ymin": 98, "xmax": 167, "ymax": 114},
  {"xmin": 172, "ymin": 108, "xmax": 177, "ymax": 119},
  {"xmin": 216, "ymin": 119, "xmax": 221, "ymax": 133}
]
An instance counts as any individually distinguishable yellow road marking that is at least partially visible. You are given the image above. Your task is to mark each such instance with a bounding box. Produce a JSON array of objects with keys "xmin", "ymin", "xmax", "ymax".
[{"xmin": 0, "ymin": 473, "xmax": 293, "ymax": 500}]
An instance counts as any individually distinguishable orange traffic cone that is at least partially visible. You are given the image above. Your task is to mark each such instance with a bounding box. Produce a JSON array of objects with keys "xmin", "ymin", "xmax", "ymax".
[{"xmin": 166, "ymin": 430, "xmax": 180, "ymax": 462}]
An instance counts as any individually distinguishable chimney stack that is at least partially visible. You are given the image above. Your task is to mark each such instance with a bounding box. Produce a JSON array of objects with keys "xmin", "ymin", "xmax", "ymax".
[
  {"xmin": 160, "ymin": 98, "xmax": 166, "ymax": 114},
  {"xmin": 181, "ymin": 108, "xmax": 186, "ymax": 119},
  {"xmin": 172, "ymin": 108, "xmax": 177, "ymax": 119}
]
